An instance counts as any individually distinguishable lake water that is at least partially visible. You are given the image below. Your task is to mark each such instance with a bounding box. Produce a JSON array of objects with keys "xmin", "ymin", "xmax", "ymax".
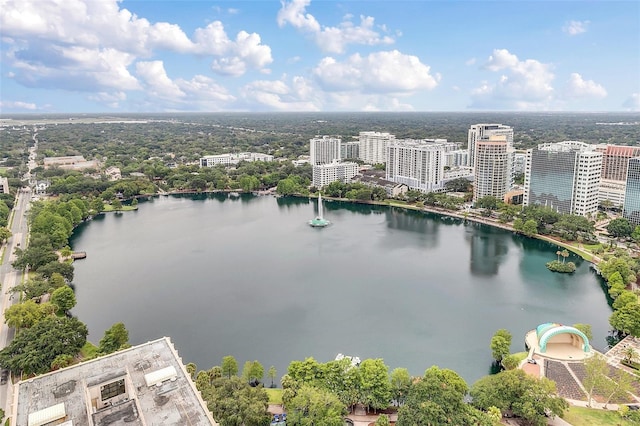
[{"xmin": 70, "ymin": 193, "xmax": 612, "ymax": 384}]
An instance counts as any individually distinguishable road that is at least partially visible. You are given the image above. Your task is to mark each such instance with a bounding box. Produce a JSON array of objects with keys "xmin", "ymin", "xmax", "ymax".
[
  {"xmin": 0, "ymin": 187, "xmax": 31, "ymax": 414},
  {"xmin": 0, "ymin": 134, "xmax": 36, "ymax": 415}
]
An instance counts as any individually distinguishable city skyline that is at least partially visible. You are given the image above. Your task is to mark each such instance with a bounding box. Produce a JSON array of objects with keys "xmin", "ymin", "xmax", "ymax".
[{"xmin": 1, "ymin": 0, "xmax": 639, "ymax": 114}]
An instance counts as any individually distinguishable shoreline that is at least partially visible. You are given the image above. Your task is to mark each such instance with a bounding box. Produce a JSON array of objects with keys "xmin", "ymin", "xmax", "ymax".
[{"xmin": 149, "ymin": 189, "xmax": 602, "ymax": 265}]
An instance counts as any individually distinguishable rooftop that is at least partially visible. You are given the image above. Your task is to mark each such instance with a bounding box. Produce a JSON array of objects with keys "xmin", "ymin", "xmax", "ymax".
[{"xmin": 12, "ymin": 337, "xmax": 216, "ymax": 426}]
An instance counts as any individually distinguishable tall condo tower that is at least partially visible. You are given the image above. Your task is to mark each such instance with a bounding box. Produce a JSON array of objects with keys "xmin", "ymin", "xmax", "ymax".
[
  {"xmin": 473, "ymin": 135, "xmax": 512, "ymax": 202},
  {"xmin": 623, "ymin": 157, "xmax": 640, "ymax": 225},
  {"xmin": 310, "ymin": 136, "xmax": 341, "ymax": 165},
  {"xmin": 386, "ymin": 139, "xmax": 446, "ymax": 192},
  {"xmin": 359, "ymin": 131, "xmax": 395, "ymax": 165},
  {"xmin": 468, "ymin": 124, "xmax": 514, "ymax": 170},
  {"xmin": 524, "ymin": 141, "xmax": 602, "ymax": 217}
]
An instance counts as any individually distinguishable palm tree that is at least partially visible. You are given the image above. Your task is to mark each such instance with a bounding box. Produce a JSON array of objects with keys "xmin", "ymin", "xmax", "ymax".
[
  {"xmin": 623, "ymin": 347, "xmax": 637, "ymax": 364},
  {"xmin": 556, "ymin": 250, "xmax": 561, "ymax": 262},
  {"xmin": 560, "ymin": 249, "xmax": 569, "ymax": 264}
]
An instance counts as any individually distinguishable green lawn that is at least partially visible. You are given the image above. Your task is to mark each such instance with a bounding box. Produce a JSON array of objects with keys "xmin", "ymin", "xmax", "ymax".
[
  {"xmin": 562, "ymin": 405, "xmax": 633, "ymax": 426},
  {"xmin": 265, "ymin": 388, "xmax": 282, "ymax": 404},
  {"xmin": 101, "ymin": 205, "xmax": 138, "ymax": 212},
  {"xmin": 80, "ymin": 341, "xmax": 100, "ymax": 360}
]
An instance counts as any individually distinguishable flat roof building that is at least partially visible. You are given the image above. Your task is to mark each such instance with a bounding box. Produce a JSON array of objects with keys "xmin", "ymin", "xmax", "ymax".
[
  {"xmin": 473, "ymin": 136, "xmax": 512, "ymax": 203},
  {"xmin": 623, "ymin": 157, "xmax": 640, "ymax": 225},
  {"xmin": 524, "ymin": 141, "xmax": 602, "ymax": 217},
  {"xmin": 11, "ymin": 337, "xmax": 217, "ymax": 426},
  {"xmin": 467, "ymin": 124, "xmax": 513, "ymax": 170},
  {"xmin": 386, "ymin": 139, "xmax": 446, "ymax": 193},
  {"xmin": 312, "ymin": 161, "xmax": 358, "ymax": 188},
  {"xmin": 310, "ymin": 136, "xmax": 341, "ymax": 166},
  {"xmin": 358, "ymin": 132, "xmax": 395, "ymax": 165}
]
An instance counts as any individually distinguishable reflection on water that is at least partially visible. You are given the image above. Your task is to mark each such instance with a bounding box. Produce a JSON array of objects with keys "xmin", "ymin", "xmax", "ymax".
[{"xmin": 70, "ymin": 194, "xmax": 612, "ymax": 384}]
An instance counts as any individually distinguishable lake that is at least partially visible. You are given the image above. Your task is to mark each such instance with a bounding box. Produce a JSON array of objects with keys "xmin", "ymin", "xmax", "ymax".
[{"xmin": 70, "ymin": 193, "xmax": 612, "ymax": 384}]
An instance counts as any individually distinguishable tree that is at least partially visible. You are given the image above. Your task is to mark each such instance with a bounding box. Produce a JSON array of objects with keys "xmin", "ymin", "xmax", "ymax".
[
  {"xmin": 582, "ymin": 356, "xmax": 610, "ymax": 407},
  {"xmin": 37, "ymin": 260, "xmax": 74, "ymax": 282},
  {"xmin": 501, "ymin": 354, "xmax": 520, "ymax": 370},
  {"xmin": 490, "ymin": 329, "xmax": 512, "ymax": 363},
  {"xmin": 222, "ymin": 355, "xmax": 239, "ymax": 378},
  {"xmin": 522, "ymin": 219, "xmax": 538, "ymax": 237},
  {"xmin": 632, "ymin": 225, "xmax": 640, "ymax": 242},
  {"xmin": 4, "ymin": 300, "xmax": 52, "ymax": 329},
  {"xmin": 358, "ymin": 358, "xmax": 391, "ymax": 412},
  {"xmin": 51, "ymin": 354, "xmax": 75, "ymax": 370},
  {"xmin": 613, "ymin": 291, "xmax": 638, "ymax": 310},
  {"xmin": 203, "ymin": 376, "xmax": 271, "ymax": 426},
  {"xmin": 390, "ymin": 367, "xmax": 411, "ymax": 406},
  {"xmin": 397, "ymin": 366, "xmax": 490, "ymax": 426},
  {"xmin": 475, "ymin": 195, "xmax": 500, "ymax": 210},
  {"xmin": 98, "ymin": 322, "xmax": 130, "ymax": 354},
  {"xmin": 374, "ymin": 414, "xmax": 390, "ymax": 426},
  {"xmin": 239, "ymin": 175, "xmax": 261, "ymax": 192},
  {"xmin": 0, "ymin": 227, "xmax": 11, "ymax": 244},
  {"xmin": 573, "ymin": 323, "xmax": 593, "ymax": 341},
  {"xmin": 0, "ymin": 316, "xmax": 88, "ymax": 375},
  {"xmin": 50, "ymin": 285, "xmax": 76, "ymax": 314},
  {"xmin": 112, "ymin": 198, "xmax": 123, "ymax": 211},
  {"xmin": 470, "ymin": 369, "xmax": 568, "ymax": 425},
  {"xmin": 268, "ymin": 366, "xmax": 277, "ymax": 388},
  {"xmin": 607, "ymin": 218, "xmax": 634, "ymax": 238},
  {"xmin": 610, "ymin": 303, "xmax": 640, "ymax": 336},
  {"xmin": 286, "ymin": 385, "xmax": 346, "ymax": 426},
  {"xmin": 186, "ymin": 363, "xmax": 197, "ymax": 380},
  {"xmin": 242, "ymin": 360, "xmax": 264, "ymax": 385},
  {"xmin": 601, "ymin": 369, "xmax": 635, "ymax": 408}
]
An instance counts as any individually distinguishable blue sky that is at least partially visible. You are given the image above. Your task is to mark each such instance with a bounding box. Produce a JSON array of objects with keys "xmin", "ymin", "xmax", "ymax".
[{"xmin": 1, "ymin": 0, "xmax": 638, "ymax": 113}]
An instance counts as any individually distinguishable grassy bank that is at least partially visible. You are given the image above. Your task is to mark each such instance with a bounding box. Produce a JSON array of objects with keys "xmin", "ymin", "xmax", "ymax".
[{"xmin": 563, "ymin": 405, "xmax": 633, "ymax": 425}]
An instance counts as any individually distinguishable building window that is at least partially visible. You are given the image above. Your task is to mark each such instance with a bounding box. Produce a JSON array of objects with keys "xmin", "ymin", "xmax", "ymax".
[{"xmin": 101, "ymin": 379, "xmax": 126, "ymax": 401}]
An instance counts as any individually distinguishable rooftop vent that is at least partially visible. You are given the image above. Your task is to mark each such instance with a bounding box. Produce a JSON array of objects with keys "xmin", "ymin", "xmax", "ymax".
[
  {"xmin": 27, "ymin": 402, "xmax": 66, "ymax": 426},
  {"xmin": 144, "ymin": 366, "xmax": 177, "ymax": 387}
]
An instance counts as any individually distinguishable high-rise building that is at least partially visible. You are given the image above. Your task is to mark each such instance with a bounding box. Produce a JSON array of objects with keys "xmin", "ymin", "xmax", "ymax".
[
  {"xmin": 473, "ymin": 136, "xmax": 512, "ymax": 202},
  {"xmin": 312, "ymin": 161, "xmax": 359, "ymax": 188},
  {"xmin": 623, "ymin": 157, "xmax": 640, "ymax": 225},
  {"xmin": 386, "ymin": 139, "xmax": 446, "ymax": 192},
  {"xmin": 467, "ymin": 124, "xmax": 514, "ymax": 169},
  {"xmin": 340, "ymin": 141, "xmax": 360, "ymax": 160},
  {"xmin": 310, "ymin": 136, "xmax": 341, "ymax": 165},
  {"xmin": 524, "ymin": 141, "xmax": 602, "ymax": 217},
  {"xmin": 598, "ymin": 145, "xmax": 640, "ymax": 181},
  {"xmin": 359, "ymin": 131, "xmax": 395, "ymax": 165}
]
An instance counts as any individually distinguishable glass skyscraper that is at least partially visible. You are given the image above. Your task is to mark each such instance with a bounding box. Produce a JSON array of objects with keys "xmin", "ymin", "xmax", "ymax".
[{"xmin": 623, "ymin": 157, "xmax": 640, "ymax": 225}]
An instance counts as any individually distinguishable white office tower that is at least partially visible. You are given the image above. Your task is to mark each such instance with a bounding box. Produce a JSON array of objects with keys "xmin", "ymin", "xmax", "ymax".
[
  {"xmin": 386, "ymin": 139, "xmax": 446, "ymax": 192},
  {"xmin": 312, "ymin": 161, "xmax": 359, "ymax": 188},
  {"xmin": 310, "ymin": 136, "xmax": 341, "ymax": 165},
  {"xmin": 468, "ymin": 124, "xmax": 514, "ymax": 169},
  {"xmin": 359, "ymin": 132, "xmax": 395, "ymax": 165},
  {"xmin": 524, "ymin": 141, "xmax": 602, "ymax": 217},
  {"xmin": 473, "ymin": 135, "xmax": 512, "ymax": 202}
]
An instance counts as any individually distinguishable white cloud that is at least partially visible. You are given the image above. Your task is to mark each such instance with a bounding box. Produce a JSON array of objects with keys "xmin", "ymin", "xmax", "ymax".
[
  {"xmin": 240, "ymin": 77, "xmax": 320, "ymax": 111},
  {"xmin": 565, "ymin": 73, "xmax": 607, "ymax": 98},
  {"xmin": 0, "ymin": 100, "xmax": 37, "ymax": 110},
  {"xmin": 465, "ymin": 58, "xmax": 476, "ymax": 66},
  {"xmin": 563, "ymin": 20, "xmax": 590, "ymax": 36},
  {"xmin": 623, "ymin": 93, "xmax": 640, "ymax": 111},
  {"xmin": 313, "ymin": 50, "xmax": 438, "ymax": 94},
  {"xmin": 135, "ymin": 61, "xmax": 186, "ymax": 100},
  {"xmin": 470, "ymin": 49, "xmax": 555, "ymax": 110},
  {"xmin": 88, "ymin": 91, "xmax": 127, "ymax": 108},
  {"xmin": 277, "ymin": 0, "xmax": 394, "ymax": 53},
  {"xmin": 0, "ymin": 0, "xmax": 273, "ymax": 96}
]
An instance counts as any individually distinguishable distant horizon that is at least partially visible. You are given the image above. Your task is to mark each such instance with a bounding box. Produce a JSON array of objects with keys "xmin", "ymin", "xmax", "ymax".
[
  {"xmin": 1, "ymin": 1, "xmax": 638, "ymax": 114},
  {"xmin": 2, "ymin": 110, "xmax": 640, "ymax": 117}
]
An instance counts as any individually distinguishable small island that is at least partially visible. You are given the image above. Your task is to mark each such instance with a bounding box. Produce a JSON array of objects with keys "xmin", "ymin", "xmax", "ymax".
[{"xmin": 546, "ymin": 249, "xmax": 576, "ymax": 273}]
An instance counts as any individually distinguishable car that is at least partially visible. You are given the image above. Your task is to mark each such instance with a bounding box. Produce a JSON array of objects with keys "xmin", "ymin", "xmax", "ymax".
[
  {"xmin": 627, "ymin": 404, "xmax": 640, "ymax": 411},
  {"xmin": 1, "ymin": 370, "xmax": 9, "ymax": 385}
]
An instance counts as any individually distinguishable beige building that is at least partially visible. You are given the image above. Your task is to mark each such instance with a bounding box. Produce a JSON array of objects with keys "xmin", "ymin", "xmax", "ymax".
[
  {"xmin": 43, "ymin": 155, "xmax": 99, "ymax": 171},
  {"xmin": 12, "ymin": 337, "xmax": 217, "ymax": 426},
  {"xmin": 473, "ymin": 136, "xmax": 512, "ymax": 202}
]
